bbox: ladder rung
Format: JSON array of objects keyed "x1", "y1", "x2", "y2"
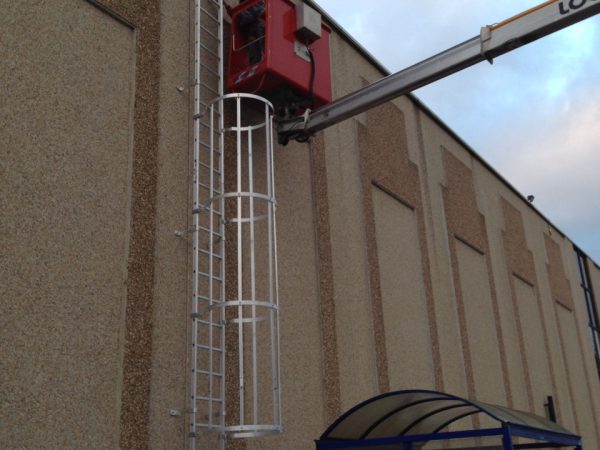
[
  {"x1": 200, "y1": 42, "x2": 220, "y2": 60},
  {"x1": 200, "y1": 26, "x2": 220, "y2": 43},
  {"x1": 200, "y1": 82, "x2": 219, "y2": 96},
  {"x1": 198, "y1": 225, "x2": 223, "y2": 236},
  {"x1": 199, "y1": 140, "x2": 220, "y2": 152},
  {"x1": 198, "y1": 182, "x2": 221, "y2": 194},
  {"x1": 199, "y1": 248, "x2": 223, "y2": 260},
  {"x1": 197, "y1": 271, "x2": 223, "y2": 281},
  {"x1": 200, "y1": 63, "x2": 220, "y2": 78},
  {"x1": 197, "y1": 344, "x2": 223, "y2": 352},
  {"x1": 195, "y1": 318, "x2": 224, "y2": 327},
  {"x1": 194, "y1": 117, "x2": 221, "y2": 127},
  {"x1": 197, "y1": 396, "x2": 223, "y2": 403},
  {"x1": 199, "y1": 121, "x2": 220, "y2": 133},
  {"x1": 198, "y1": 208, "x2": 223, "y2": 217},
  {"x1": 200, "y1": 6, "x2": 219, "y2": 23},
  {"x1": 193, "y1": 110, "x2": 222, "y2": 121},
  {"x1": 192, "y1": 206, "x2": 223, "y2": 217},
  {"x1": 199, "y1": 103, "x2": 221, "y2": 114},
  {"x1": 197, "y1": 139, "x2": 219, "y2": 150},
  {"x1": 196, "y1": 294, "x2": 224, "y2": 303},
  {"x1": 194, "y1": 422, "x2": 220, "y2": 426},
  {"x1": 198, "y1": 161, "x2": 222, "y2": 175},
  {"x1": 198, "y1": 370, "x2": 224, "y2": 377}
]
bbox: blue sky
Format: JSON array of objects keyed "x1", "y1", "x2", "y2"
[{"x1": 315, "y1": 0, "x2": 600, "y2": 263}]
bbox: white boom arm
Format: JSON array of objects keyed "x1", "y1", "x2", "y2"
[{"x1": 278, "y1": 0, "x2": 600, "y2": 142}]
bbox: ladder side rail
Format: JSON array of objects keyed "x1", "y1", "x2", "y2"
[
  {"x1": 190, "y1": 0, "x2": 203, "y2": 444},
  {"x1": 216, "y1": 0, "x2": 226, "y2": 439},
  {"x1": 278, "y1": 0, "x2": 600, "y2": 139},
  {"x1": 267, "y1": 109, "x2": 282, "y2": 427},
  {"x1": 208, "y1": 101, "x2": 215, "y2": 430},
  {"x1": 191, "y1": 0, "x2": 225, "y2": 448}
]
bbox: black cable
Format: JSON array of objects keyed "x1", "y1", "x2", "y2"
[{"x1": 307, "y1": 47, "x2": 316, "y2": 109}]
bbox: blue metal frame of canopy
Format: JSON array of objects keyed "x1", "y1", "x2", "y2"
[{"x1": 315, "y1": 390, "x2": 582, "y2": 450}]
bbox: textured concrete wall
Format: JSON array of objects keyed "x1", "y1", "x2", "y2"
[
  {"x1": 4, "y1": 1, "x2": 600, "y2": 449},
  {"x1": 455, "y1": 239, "x2": 506, "y2": 405},
  {"x1": 1, "y1": 1, "x2": 136, "y2": 447},
  {"x1": 146, "y1": 0, "x2": 190, "y2": 447},
  {"x1": 372, "y1": 186, "x2": 436, "y2": 391},
  {"x1": 1, "y1": 0, "x2": 163, "y2": 447},
  {"x1": 321, "y1": 33, "x2": 381, "y2": 412}
]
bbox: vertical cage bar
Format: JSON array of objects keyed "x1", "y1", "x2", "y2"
[
  {"x1": 268, "y1": 111, "x2": 282, "y2": 426},
  {"x1": 217, "y1": 0, "x2": 225, "y2": 444},
  {"x1": 248, "y1": 128, "x2": 259, "y2": 425},
  {"x1": 265, "y1": 102, "x2": 277, "y2": 424},
  {"x1": 197, "y1": 93, "x2": 280, "y2": 441},
  {"x1": 218, "y1": 94, "x2": 226, "y2": 438},
  {"x1": 236, "y1": 96, "x2": 245, "y2": 426},
  {"x1": 208, "y1": 103, "x2": 215, "y2": 429}
]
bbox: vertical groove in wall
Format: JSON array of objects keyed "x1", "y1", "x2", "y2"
[
  {"x1": 357, "y1": 101, "x2": 441, "y2": 394},
  {"x1": 445, "y1": 237, "x2": 476, "y2": 399},
  {"x1": 441, "y1": 151, "x2": 512, "y2": 407},
  {"x1": 553, "y1": 307, "x2": 580, "y2": 431},
  {"x1": 545, "y1": 235, "x2": 575, "y2": 311},
  {"x1": 544, "y1": 235, "x2": 579, "y2": 427},
  {"x1": 501, "y1": 199, "x2": 537, "y2": 413},
  {"x1": 309, "y1": 133, "x2": 342, "y2": 424},
  {"x1": 414, "y1": 108, "x2": 444, "y2": 392},
  {"x1": 90, "y1": 1, "x2": 162, "y2": 448},
  {"x1": 484, "y1": 249, "x2": 513, "y2": 405},
  {"x1": 501, "y1": 198, "x2": 559, "y2": 417},
  {"x1": 505, "y1": 263, "x2": 536, "y2": 412},
  {"x1": 359, "y1": 161, "x2": 390, "y2": 393}
]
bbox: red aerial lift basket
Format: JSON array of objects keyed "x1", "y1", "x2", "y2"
[{"x1": 226, "y1": 0, "x2": 332, "y2": 112}]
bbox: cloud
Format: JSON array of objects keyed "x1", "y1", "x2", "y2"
[{"x1": 494, "y1": 87, "x2": 600, "y2": 239}]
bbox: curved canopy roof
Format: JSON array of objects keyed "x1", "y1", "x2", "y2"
[{"x1": 321, "y1": 390, "x2": 574, "y2": 441}]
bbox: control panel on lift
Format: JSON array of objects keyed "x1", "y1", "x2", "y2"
[{"x1": 226, "y1": 0, "x2": 332, "y2": 116}]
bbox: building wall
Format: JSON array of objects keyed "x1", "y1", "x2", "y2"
[
  {"x1": 1, "y1": 0, "x2": 162, "y2": 448},
  {"x1": 2, "y1": 1, "x2": 599, "y2": 449}
]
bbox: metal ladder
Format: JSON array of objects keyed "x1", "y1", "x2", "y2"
[{"x1": 190, "y1": 0, "x2": 225, "y2": 448}]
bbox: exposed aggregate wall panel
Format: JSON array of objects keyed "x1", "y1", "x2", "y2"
[
  {"x1": 455, "y1": 240, "x2": 506, "y2": 405},
  {"x1": 146, "y1": 0, "x2": 190, "y2": 446},
  {"x1": 474, "y1": 171, "x2": 530, "y2": 412},
  {"x1": 513, "y1": 277, "x2": 553, "y2": 416},
  {"x1": 372, "y1": 186, "x2": 435, "y2": 390},
  {"x1": 0, "y1": 1, "x2": 136, "y2": 447},
  {"x1": 322, "y1": 33, "x2": 385, "y2": 410},
  {"x1": 415, "y1": 113, "x2": 470, "y2": 398}
]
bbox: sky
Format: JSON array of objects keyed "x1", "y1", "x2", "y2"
[{"x1": 315, "y1": 0, "x2": 600, "y2": 263}]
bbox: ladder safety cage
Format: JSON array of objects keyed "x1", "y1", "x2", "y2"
[
  {"x1": 191, "y1": 0, "x2": 282, "y2": 446},
  {"x1": 217, "y1": 92, "x2": 282, "y2": 440}
]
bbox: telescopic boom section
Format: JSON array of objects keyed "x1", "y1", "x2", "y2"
[{"x1": 278, "y1": 0, "x2": 600, "y2": 142}]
